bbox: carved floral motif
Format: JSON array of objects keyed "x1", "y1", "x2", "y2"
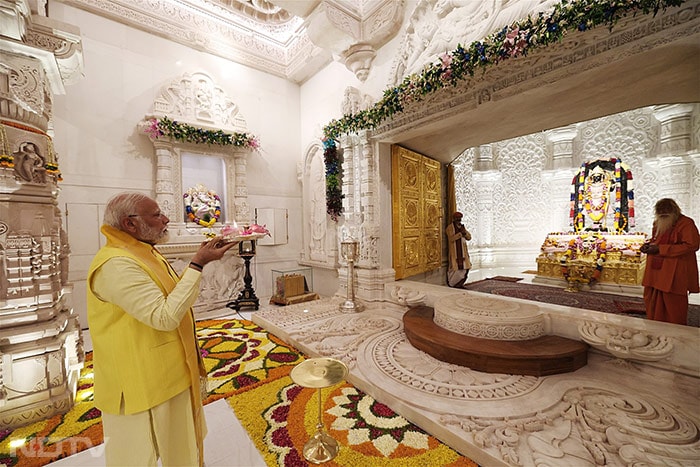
[{"x1": 578, "y1": 322, "x2": 674, "y2": 361}]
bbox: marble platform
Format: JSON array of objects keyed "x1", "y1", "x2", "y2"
[{"x1": 252, "y1": 283, "x2": 700, "y2": 467}]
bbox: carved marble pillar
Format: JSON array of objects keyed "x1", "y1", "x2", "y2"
[
  {"x1": 653, "y1": 104, "x2": 695, "y2": 157},
  {"x1": 546, "y1": 170, "x2": 578, "y2": 232},
  {"x1": 474, "y1": 144, "x2": 495, "y2": 172},
  {"x1": 472, "y1": 171, "x2": 500, "y2": 248},
  {"x1": 546, "y1": 124, "x2": 577, "y2": 170},
  {"x1": 153, "y1": 140, "x2": 177, "y2": 220},
  {"x1": 0, "y1": 2, "x2": 84, "y2": 429},
  {"x1": 545, "y1": 125, "x2": 579, "y2": 231},
  {"x1": 231, "y1": 150, "x2": 251, "y2": 225},
  {"x1": 649, "y1": 104, "x2": 696, "y2": 210},
  {"x1": 340, "y1": 134, "x2": 359, "y2": 233},
  {"x1": 337, "y1": 132, "x2": 393, "y2": 301}
]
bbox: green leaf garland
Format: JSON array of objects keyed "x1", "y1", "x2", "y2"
[
  {"x1": 323, "y1": 138, "x2": 343, "y2": 222},
  {"x1": 145, "y1": 116, "x2": 260, "y2": 150}
]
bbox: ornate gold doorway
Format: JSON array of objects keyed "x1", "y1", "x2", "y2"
[{"x1": 391, "y1": 145, "x2": 442, "y2": 280}]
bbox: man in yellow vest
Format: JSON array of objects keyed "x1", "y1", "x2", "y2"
[{"x1": 87, "y1": 192, "x2": 236, "y2": 466}]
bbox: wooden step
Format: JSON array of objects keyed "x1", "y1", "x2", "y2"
[{"x1": 403, "y1": 306, "x2": 588, "y2": 376}]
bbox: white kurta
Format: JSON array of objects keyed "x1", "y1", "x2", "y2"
[{"x1": 446, "y1": 221, "x2": 472, "y2": 287}]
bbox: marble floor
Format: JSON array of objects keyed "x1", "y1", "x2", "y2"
[{"x1": 50, "y1": 268, "x2": 700, "y2": 466}]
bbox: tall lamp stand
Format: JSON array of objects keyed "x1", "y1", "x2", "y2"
[
  {"x1": 227, "y1": 239, "x2": 259, "y2": 312},
  {"x1": 289, "y1": 358, "x2": 348, "y2": 464},
  {"x1": 339, "y1": 240, "x2": 364, "y2": 312}
]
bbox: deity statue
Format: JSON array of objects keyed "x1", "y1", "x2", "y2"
[
  {"x1": 184, "y1": 184, "x2": 222, "y2": 227},
  {"x1": 583, "y1": 165, "x2": 612, "y2": 230},
  {"x1": 570, "y1": 158, "x2": 635, "y2": 233},
  {"x1": 13, "y1": 142, "x2": 46, "y2": 183}
]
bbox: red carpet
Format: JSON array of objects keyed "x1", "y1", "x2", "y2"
[{"x1": 464, "y1": 278, "x2": 700, "y2": 327}]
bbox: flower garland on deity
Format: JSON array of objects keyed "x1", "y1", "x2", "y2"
[
  {"x1": 582, "y1": 166, "x2": 611, "y2": 224},
  {"x1": 560, "y1": 233, "x2": 607, "y2": 285},
  {"x1": 184, "y1": 185, "x2": 222, "y2": 227},
  {"x1": 612, "y1": 158, "x2": 634, "y2": 231}
]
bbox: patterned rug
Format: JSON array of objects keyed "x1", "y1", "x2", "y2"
[
  {"x1": 0, "y1": 319, "x2": 477, "y2": 467},
  {"x1": 464, "y1": 278, "x2": 700, "y2": 326}
]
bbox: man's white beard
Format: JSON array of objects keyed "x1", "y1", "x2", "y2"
[
  {"x1": 135, "y1": 221, "x2": 170, "y2": 245},
  {"x1": 655, "y1": 214, "x2": 677, "y2": 235},
  {"x1": 153, "y1": 230, "x2": 170, "y2": 244}
]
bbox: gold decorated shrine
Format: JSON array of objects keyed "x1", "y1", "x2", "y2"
[{"x1": 536, "y1": 233, "x2": 648, "y2": 286}]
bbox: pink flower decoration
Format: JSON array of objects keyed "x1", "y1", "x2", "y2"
[
  {"x1": 144, "y1": 118, "x2": 163, "y2": 139},
  {"x1": 439, "y1": 52, "x2": 452, "y2": 70},
  {"x1": 221, "y1": 224, "x2": 240, "y2": 236},
  {"x1": 248, "y1": 224, "x2": 270, "y2": 236}
]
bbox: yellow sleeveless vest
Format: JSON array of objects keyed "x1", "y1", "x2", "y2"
[{"x1": 87, "y1": 225, "x2": 205, "y2": 462}]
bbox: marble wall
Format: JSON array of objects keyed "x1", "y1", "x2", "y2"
[{"x1": 47, "y1": 3, "x2": 309, "y2": 326}]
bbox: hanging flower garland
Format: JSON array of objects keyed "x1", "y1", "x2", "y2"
[
  {"x1": 323, "y1": 137, "x2": 344, "y2": 222},
  {"x1": 560, "y1": 233, "x2": 607, "y2": 285},
  {"x1": 184, "y1": 186, "x2": 222, "y2": 227},
  {"x1": 44, "y1": 162, "x2": 63, "y2": 181},
  {"x1": 613, "y1": 158, "x2": 635, "y2": 231},
  {"x1": 145, "y1": 116, "x2": 260, "y2": 150},
  {"x1": 321, "y1": 0, "x2": 685, "y2": 141}
]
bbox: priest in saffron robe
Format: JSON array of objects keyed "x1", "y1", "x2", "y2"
[
  {"x1": 446, "y1": 211, "x2": 472, "y2": 288},
  {"x1": 640, "y1": 198, "x2": 700, "y2": 325}
]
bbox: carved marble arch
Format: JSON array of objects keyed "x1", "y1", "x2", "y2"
[
  {"x1": 139, "y1": 71, "x2": 254, "y2": 243},
  {"x1": 300, "y1": 141, "x2": 337, "y2": 269}
]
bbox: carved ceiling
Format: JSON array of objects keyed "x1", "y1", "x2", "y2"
[{"x1": 55, "y1": 0, "x2": 404, "y2": 83}]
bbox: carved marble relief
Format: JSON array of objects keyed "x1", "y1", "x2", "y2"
[
  {"x1": 300, "y1": 142, "x2": 336, "y2": 269},
  {"x1": 389, "y1": 0, "x2": 560, "y2": 86},
  {"x1": 0, "y1": 54, "x2": 51, "y2": 131}
]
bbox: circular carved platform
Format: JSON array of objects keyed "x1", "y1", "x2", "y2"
[{"x1": 434, "y1": 293, "x2": 544, "y2": 340}]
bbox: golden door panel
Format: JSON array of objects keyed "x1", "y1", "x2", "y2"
[
  {"x1": 403, "y1": 198, "x2": 419, "y2": 229},
  {"x1": 392, "y1": 145, "x2": 442, "y2": 280},
  {"x1": 403, "y1": 237, "x2": 421, "y2": 270},
  {"x1": 423, "y1": 198, "x2": 442, "y2": 270},
  {"x1": 402, "y1": 158, "x2": 419, "y2": 191}
]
